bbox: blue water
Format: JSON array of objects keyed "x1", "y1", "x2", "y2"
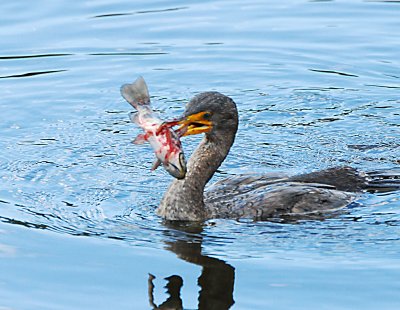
[{"x1": 1, "y1": 0, "x2": 400, "y2": 309}]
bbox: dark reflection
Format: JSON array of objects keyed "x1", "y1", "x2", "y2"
[
  {"x1": 0, "y1": 53, "x2": 72, "y2": 60},
  {"x1": 91, "y1": 7, "x2": 188, "y2": 19},
  {"x1": 348, "y1": 144, "x2": 387, "y2": 150},
  {"x1": 148, "y1": 222, "x2": 235, "y2": 310},
  {"x1": 137, "y1": 7, "x2": 188, "y2": 14},
  {"x1": 203, "y1": 42, "x2": 224, "y2": 45},
  {"x1": 148, "y1": 274, "x2": 183, "y2": 310},
  {"x1": 365, "y1": 84, "x2": 400, "y2": 89},
  {"x1": 294, "y1": 86, "x2": 350, "y2": 91},
  {"x1": 309, "y1": 68, "x2": 358, "y2": 77},
  {"x1": 0, "y1": 70, "x2": 67, "y2": 79},
  {"x1": 92, "y1": 12, "x2": 133, "y2": 18},
  {"x1": 0, "y1": 215, "x2": 48, "y2": 230},
  {"x1": 89, "y1": 52, "x2": 168, "y2": 56}
]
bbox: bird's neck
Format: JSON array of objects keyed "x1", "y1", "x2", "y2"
[{"x1": 158, "y1": 134, "x2": 234, "y2": 221}]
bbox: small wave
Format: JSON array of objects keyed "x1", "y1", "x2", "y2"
[
  {"x1": 309, "y1": 69, "x2": 358, "y2": 77},
  {"x1": 0, "y1": 70, "x2": 67, "y2": 79}
]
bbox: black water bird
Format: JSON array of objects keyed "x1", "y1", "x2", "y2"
[{"x1": 158, "y1": 92, "x2": 399, "y2": 221}]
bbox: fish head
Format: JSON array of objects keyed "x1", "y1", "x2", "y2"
[{"x1": 163, "y1": 151, "x2": 187, "y2": 179}]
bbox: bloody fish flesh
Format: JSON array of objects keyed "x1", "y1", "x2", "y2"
[{"x1": 120, "y1": 76, "x2": 186, "y2": 179}]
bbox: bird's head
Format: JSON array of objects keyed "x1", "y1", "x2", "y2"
[{"x1": 176, "y1": 92, "x2": 238, "y2": 139}]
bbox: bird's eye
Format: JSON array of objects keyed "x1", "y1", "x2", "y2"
[{"x1": 203, "y1": 112, "x2": 212, "y2": 119}]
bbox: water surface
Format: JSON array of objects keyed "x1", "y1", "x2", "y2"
[{"x1": 1, "y1": 0, "x2": 400, "y2": 309}]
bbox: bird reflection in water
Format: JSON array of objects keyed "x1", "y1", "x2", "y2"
[
  {"x1": 147, "y1": 222, "x2": 235, "y2": 310},
  {"x1": 148, "y1": 274, "x2": 184, "y2": 310}
]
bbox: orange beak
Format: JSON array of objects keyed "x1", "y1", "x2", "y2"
[{"x1": 176, "y1": 111, "x2": 213, "y2": 136}]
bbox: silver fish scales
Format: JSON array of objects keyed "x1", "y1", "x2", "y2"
[{"x1": 121, "y1": 76, "x2": 186, "y2": 179}]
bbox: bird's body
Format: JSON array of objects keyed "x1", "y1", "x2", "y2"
[
  {"x1": 203, "y1": 172, "x2": 354, "y2": 220},
  {"x1": 157, "y1": 91, "x2": 399, "y2": 221}
]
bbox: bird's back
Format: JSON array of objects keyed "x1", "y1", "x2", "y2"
[
  {"x1": 203, "y1": 167, "x2": 400, "y2": 221},
  {"x1": 204, "y1": 174, "x2": 353, "y2": 220}
]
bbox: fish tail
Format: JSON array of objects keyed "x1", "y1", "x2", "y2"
[{"x1": 120, "y1": 76, "x2": 150, "y2": 109}]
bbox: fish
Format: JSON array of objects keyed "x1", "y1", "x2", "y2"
[{"x1": 120, "y1": 76, "x2": 187, "y2": 179}]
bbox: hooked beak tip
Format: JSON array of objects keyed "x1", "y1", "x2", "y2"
[{"x1": 176, "y1": 112, "x2": 213, "y2": 136}]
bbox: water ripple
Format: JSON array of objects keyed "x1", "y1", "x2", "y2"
[
  {"x1": 309, "y1": 69, "x2": 359, "y2": 77},
  {"x1": 89, "y1": 52, "x2": 168, "y2": 56},
  {"x1": 91, "y1": 6, "x2": 188, "y2": 19},
  {"x1": 0, "y1": 53, "x2": 73, "y2": 60},
  {"x1": 0, "y1": 0, "x2": 399, "y2": 263},
  {"x1": 365, "y1": 84, "x2": 400, "y2": 89},
  {"x1": 0, "y1": 69, "x2": 67, "y2": 79}
]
